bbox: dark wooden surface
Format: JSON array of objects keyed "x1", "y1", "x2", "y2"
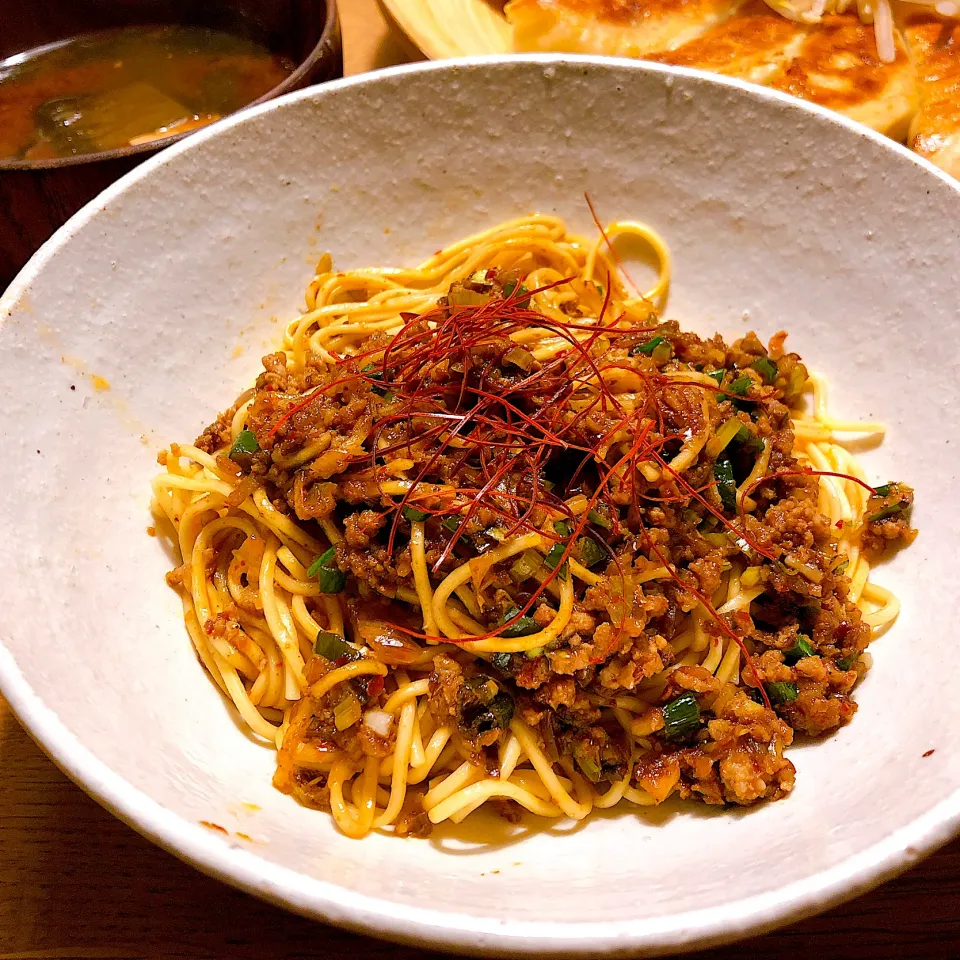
[{"x1": 1, "y1": 2, "x2": 958, "y2": 958}]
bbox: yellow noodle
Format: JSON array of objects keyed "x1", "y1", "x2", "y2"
[{"x1": 156, "y1": 213, "x2": 905, "y2": 840}]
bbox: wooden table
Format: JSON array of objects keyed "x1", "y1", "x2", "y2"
[{"x1": 1, "y1": 2, "x2": 957, "y2": 957}]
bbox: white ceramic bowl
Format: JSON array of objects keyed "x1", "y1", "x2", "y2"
[{"x1": 1, "y1": 57, "x2": 958, "y2": 957}]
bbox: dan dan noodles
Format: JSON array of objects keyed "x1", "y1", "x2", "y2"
[{"x1": 152, "y1": 212, "x2": 915, "y2": 839}]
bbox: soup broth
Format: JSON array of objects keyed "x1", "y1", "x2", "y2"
[{"x1": 0, "y1": 24, "x2": 294, "y2": 162}]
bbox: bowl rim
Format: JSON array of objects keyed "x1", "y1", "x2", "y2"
[
  {"x1": 0, "y1": 0, "x2": 340, "y2": 171},
  {"x1": 1, "y1": 54, "x2": 958, "y2": 957}
]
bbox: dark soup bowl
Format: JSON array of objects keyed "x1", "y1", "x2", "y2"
[{"x1": 0, "y1": 0, "x2": 341, "y2": 287}]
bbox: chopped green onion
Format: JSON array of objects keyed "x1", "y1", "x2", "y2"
[
  {"x1": 765, "y1": 681, "x2": 799, "y2": 704},
  {"x1": 490, "y1": 652, "x2": 512, "y2": 671},
  {"x1": 334, "y1": 691, "x2": 362, "y2": 730},
  {"x1": 577, "y1": 537, "x2": 605, "y2": 568},
  {"x1": 553, "y1": 520, "x2": 573, "y2": 537},
  {"x1": 630, "y1": 335, "x2": 666, "y2": 357},
  {"x1": 733, "y1": 424, "x2": 764, "y2": 453},
  {"x1": 714, "y1": 457, "x2": 737, "y2": 512},
  {"x1": 836, "y1": 655, "x2": 857, "y2": 671},
  {"x1": 487, "y1": 692, "x2": 515, "y2": 728},
  {"x1": 728, "y1": 375, "x2": 752, "y2": 397},
  {"x1": 751, "y1": 357, "x2": 778, "y2": 383},
  {"x1": 442, "y1": 516, "x2": 461, "y2": 533},
  {"x1": 361, "y1": 362, "x2": 392, "y2": 398},
  {"x1": 509, "y1": 549, "x2": 542, "y2": 582},
  {"x1": 707, "y1": 369, "x2": 726, "y2": 385},
  {"x1": 499, "y1": 608, "x2": 540, "y2": 638},
  {"x1": 706, "y1": 417, "x2": 743, "y2": 458},
  {"x1": 402, "y1": 505, "x2": 429, "y2": 522},
  {"x1": 380, "y1": 390, "x2": 396, "y2": 403},
  {"x1": 465, "y1": 689, "x2": 515, "y2": 734},
  {"x1": 587, "y1": 508, "x2": 611, "y2": 529},
  {"x1": 465, "y1": 675, "x2": 499, "y2": 702},
  {"x1": 502, "y1": 280, "x2": 531, "y2": 309},
  {"x1": 872, "y1": 483, "x2": 892, "y2": 497},
  {"x1": 543, "y1": 543, "x2": 566, "y2": 569},
  {"x1": 525, "y1": 646, "x2": 544, "y2": 659},
  {"x1": 309, "y1": 546, "x2": 346, "y2": 594},
  {"x1": 662, "y1": 692, "x2": 701, "y2": 740},
  {"x1": 574, "y1": 744, "x2": 602, "y2": 783},
  {"x1": 314, "y1": 630, "x2": 353, "y2": 661},
  {"x1": 577, "y1": 755, "x2": 601, "y2": 783},
  {"x1": 868, "y1": 504, "x2": 903, "y2": 522},
  {"x1": 228, "y1": 428, "x2": 259, "y2": 460},
  {"x1": 785, "y1": 365, "x2": 807, "y2": 400},
  {"x1": 702, "y1": 531, "x2": 728, "y2": 548},
  {"x1": 448, "y1": 284, "x2": 493, "y2": 307},
  {"x1": 834, "y1": 558, "x2": 850, "y2": 575},
  {"x1": 652, "y1": 341, "x2": 673, "y2": 362},
  {"x1": 503, "y1": 345, "x2": 534, "y2": 371},
  {"x1": 784, "y1": 635, "x2": 815, "y2": 664}
]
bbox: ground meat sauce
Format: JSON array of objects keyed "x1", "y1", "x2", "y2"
[{"x1": 204, "y1": 275, "x2": 914, "y2": 827}]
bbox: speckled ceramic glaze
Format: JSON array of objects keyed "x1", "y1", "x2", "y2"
[{"x1": 0, "y1": 58, "x2": 958, "y2": 958}]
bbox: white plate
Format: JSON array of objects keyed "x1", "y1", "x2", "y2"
[{"x1": 1, "y1": 57, "x2": 958, "y2": 957}]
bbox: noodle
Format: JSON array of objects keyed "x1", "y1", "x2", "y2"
[{"x1": 153, "y1": 213, "x2": 914, "y2": 838}]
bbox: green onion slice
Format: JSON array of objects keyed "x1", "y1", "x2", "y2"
[
  {"x1": 577, "y1": 537, "x2": 605, "y2": 568},
  {"x1": 662, "y1": 692, "x2": 701, "y2": 740},
  {"x1": 714, "y1": 457, "x2": 737, "y2": 512},
  {"x1": 402, "y1": 505, "x2": 429, "y2": 522},
  {"x1": 314, "y1": 630, "x2": 353, "y2": 661},
  {"x1": 751, "y1": 356, "x2": 778, "y2": 383},
  {"x1": 502, "y1": 280, "x2": 531, "y2": 309},
  {"x1": 872, "y1": 483, "x2": 892, "y2": 497},
  {"x1": 309, "y1": 546, "x2": 346, "y2": 594},
  {"x1": 333, "y1": 691, "x2": 362, "y2": 730},
  {"x1": 543, "y1": 543, "x2": 566, "y2": 569},
  {"x1": 499, "y1": 608, "x2": 540, "y2": 638},
  {"x1": 868, "y1": 504, "x2": 903, "y2": 522},
  {"x1": 229, "y1": 428, "x2": 259, "y2": 460},
  {"x1": 587, "y1": 508, "x2": 611, "y2": 529},
  {"x1": 784, "y1": 635, "x2": 815, "y2": 663},
  {"x1": 765, "y1": 681, "x2": 799, "y2": 704},
  {"x1": 575, "y1": 750, "x2": 601, "y2": 783},
  {"x1": 509, "y1": 549, "x2": 542, "y2": 582},
  {"x1": 503, "y1": 345, "x2": 534, "y2": 371},
  {"x1": 728, "y1": 375, "x2": 752, "y2": 397},
  {"x1": 732, "y1": 424, "x2": 763, "y2": 454},
  {"x1": 487, "y1": 692, "x2": 515, "y2": 728},
  {"x1": 630, "y1": 335, "x2": 666, "y2": 356}
]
